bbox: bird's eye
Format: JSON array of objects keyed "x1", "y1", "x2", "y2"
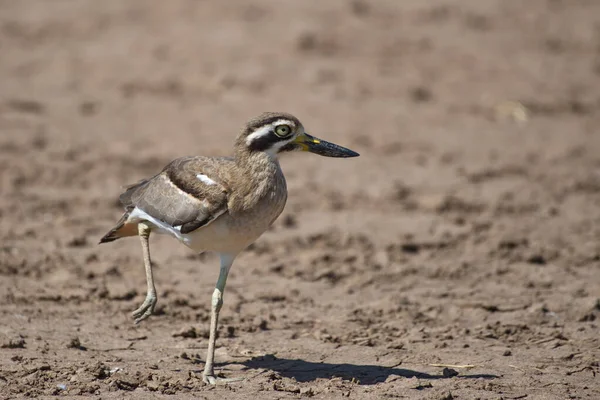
[{"x1": 274, "y1": 125, "x2": 292, "y2": 137}]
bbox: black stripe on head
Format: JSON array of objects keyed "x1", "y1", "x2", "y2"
[
  {"x1": 245, "y1": 112, "x2": 300, "y2": 132},
  {"x1": 279, "y1": 143, "x2": 300, "y2": 153},
  {"x1": 247, "y1": 130, "x2": 280, "y2": 152}
]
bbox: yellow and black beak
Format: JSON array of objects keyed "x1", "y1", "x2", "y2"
[{"x1": 293, "y1": 132, "x2": 359, "y2": 158}]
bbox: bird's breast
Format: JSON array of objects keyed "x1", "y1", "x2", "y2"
[{"x1": 181, "y1": 171, "x2": 287, "y2": 253}]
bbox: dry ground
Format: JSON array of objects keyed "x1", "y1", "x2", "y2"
[{"x1": 1, "y1": 0, "x2": 600, "y2": 399}]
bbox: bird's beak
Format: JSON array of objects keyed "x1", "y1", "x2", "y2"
[{"x1": 293, "y1": 132, "x2": 359, "y2": 158}]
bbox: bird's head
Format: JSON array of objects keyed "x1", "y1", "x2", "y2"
[{"x1": 238, "y1": 112, "x2": 359, "y2": 159}]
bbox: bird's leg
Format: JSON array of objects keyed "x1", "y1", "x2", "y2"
[
  {"x1": 203, "y1": 253, "x2": 241, "y2": 384},
  {"x1": 132, "y1": 222, "x2": 157, "y2": 324}
]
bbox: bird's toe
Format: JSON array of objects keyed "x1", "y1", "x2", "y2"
[
  {"x1": 202, "y1": 374, "x2": 243, "y2": 385},
  {"x1": 132, "y1": 296, "x2": 157, "y2": 323}
]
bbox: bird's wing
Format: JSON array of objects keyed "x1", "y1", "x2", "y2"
[{"x1": 120, "y1": 156, "x2": 230, "y2": 234}]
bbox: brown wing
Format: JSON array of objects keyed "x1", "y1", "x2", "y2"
[{"x1": 120, "y1": 156, "x2": 230, "y2": 234}]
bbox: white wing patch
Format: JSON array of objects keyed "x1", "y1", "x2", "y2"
[{"x1": 196, "y1": 174, "x2": 217, "y2": 185}]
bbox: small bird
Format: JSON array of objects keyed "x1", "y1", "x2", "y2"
[{"x1": 100, "y1": 112, "x2": 359, "y2": 384}]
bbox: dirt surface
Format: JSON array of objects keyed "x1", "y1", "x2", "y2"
[{"x1": 1, "y1": 0, "x2": 600, "y2": 398}]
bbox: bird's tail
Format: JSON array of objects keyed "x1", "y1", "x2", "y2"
[{"x1": 99, "y1": 211, "x2": 137, "y2": 244}]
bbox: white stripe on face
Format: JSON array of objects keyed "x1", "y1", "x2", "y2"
[
  {"x1": 245, "y1": 124, "x2": 274, "y2": 146},
  {"x1": 264, "y1": 139, "x2": 291, "y2": 157},
  {"x1": 272, "y1": 119, "x2": 296, "y2": 128},
  {"x1": 196, "y1": 174, "x2": 217, "y2": 185}
]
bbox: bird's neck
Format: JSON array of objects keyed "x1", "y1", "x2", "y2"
[
  {"x1": 234, "y1": 144, "x2": 280, "y2": 170},
  {"x1": 230, "y1": 148, "x2": 286, "y2": 210}
]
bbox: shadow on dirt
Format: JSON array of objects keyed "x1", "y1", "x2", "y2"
[{"x1": 241, "y1": 355, "x2": 498, "y2": 385}]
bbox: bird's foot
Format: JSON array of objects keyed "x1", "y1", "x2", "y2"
[
  {"x1": 202, "y1": 372, "x2": 244, "y2": 385},
  {"x1": 132, "y1": 294, "x2": 156, "y2": 324}
]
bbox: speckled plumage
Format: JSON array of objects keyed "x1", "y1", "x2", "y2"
[
  {"x1": 102, "y1": 151, "x2": 286, "y2": 253},
  {"x1": 101, "y1": 113, "x2": 299, "y2": 248},
  {"x1": 122, "y1": 153, "x2": 286, "y2": 253},
  {"x1": 99, "y1": 112, "x2": 358, "y2": 384}
]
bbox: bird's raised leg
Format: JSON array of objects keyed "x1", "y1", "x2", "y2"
[
  {"x1": 203, "y1": 253, "x2": 241, "y2": 384},
  {"x1": 132, "y1": 222, "x2": 157, "y2": 324}
]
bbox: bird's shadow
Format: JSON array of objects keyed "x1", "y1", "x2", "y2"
[{"x1": 238, "y1": 355, "x2": 498, "y2": 385}]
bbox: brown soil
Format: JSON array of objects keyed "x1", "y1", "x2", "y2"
[{"x1": 1, "y1": 1, "x2": 600, "y2": 399}]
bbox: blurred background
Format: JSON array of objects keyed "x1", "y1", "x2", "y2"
[{"x1": 1, "y1": 0, "x2": 599, "y2": 398}]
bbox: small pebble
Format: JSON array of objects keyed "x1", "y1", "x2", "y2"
[{"x1": 442, "y1": 367, "x2": 459, "y2": 378}]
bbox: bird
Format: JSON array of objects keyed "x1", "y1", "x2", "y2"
[{"x1": 99, "y1": 112, "x2": 359, "y2": 384}]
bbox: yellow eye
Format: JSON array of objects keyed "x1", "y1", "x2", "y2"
[{"x1": 274, "y1": 125, "x2": 292, "y2": 137}]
